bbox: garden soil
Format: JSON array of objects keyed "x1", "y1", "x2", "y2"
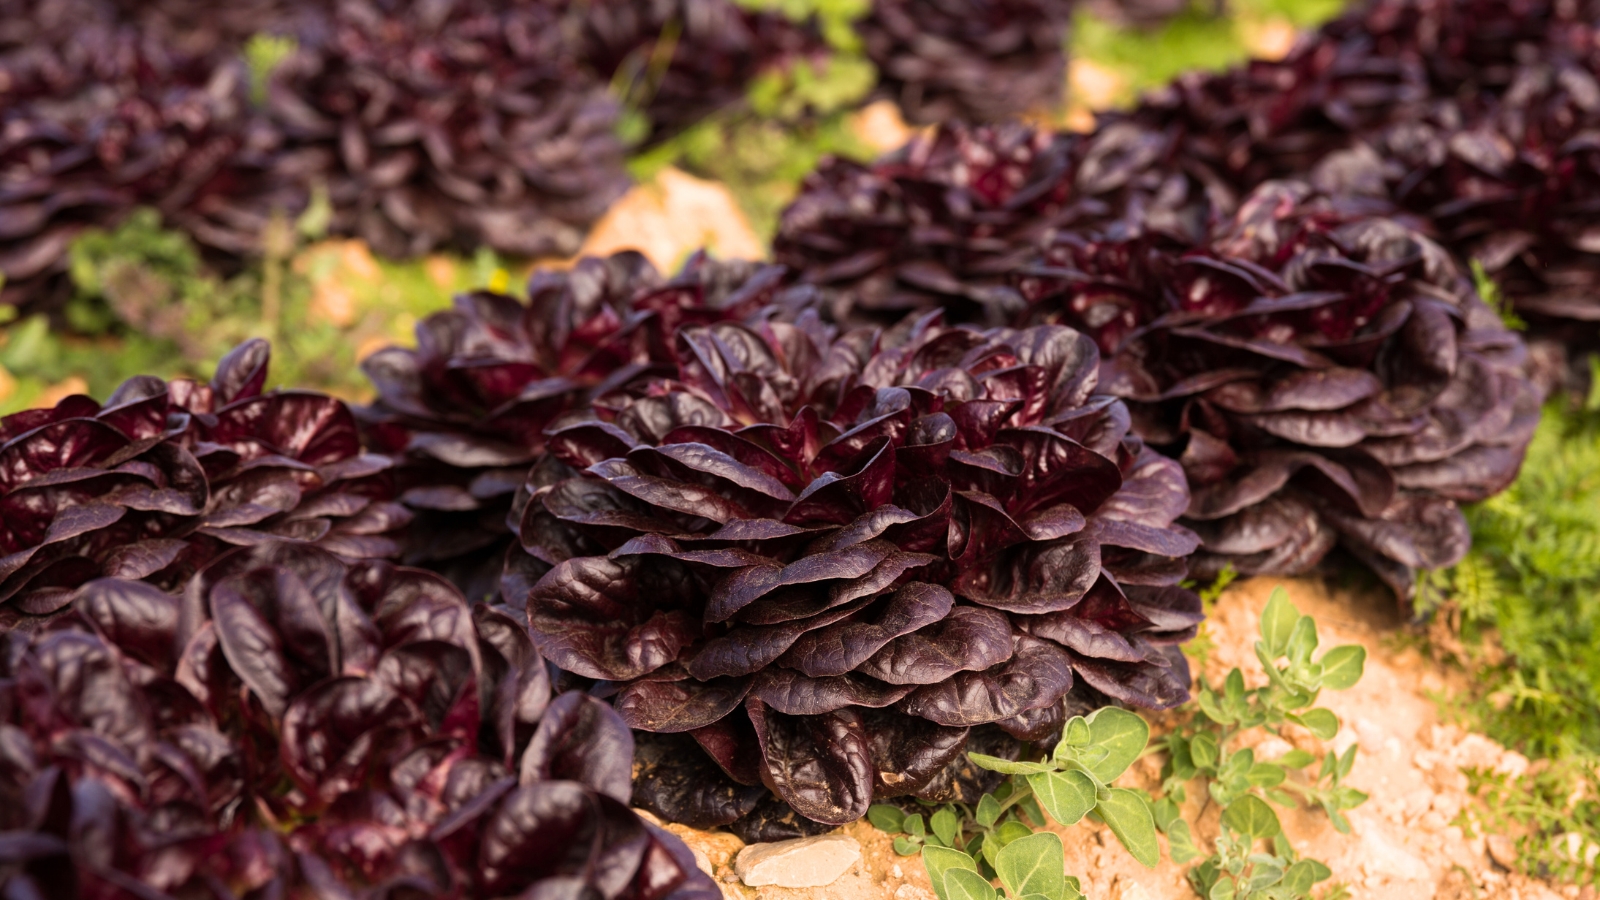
[{"x1": 650, "y1": 577, "x2": 1586, "y2": 900}]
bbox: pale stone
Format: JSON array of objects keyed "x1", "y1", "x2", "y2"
[
  {"x1": 690, "y1": 846, "x2": 714, "y2": 879},
  {"x1": 1351, "y1": 823, "x2": 1431, "y2": 882},
  {"x1": 1253, "y1": 736, "x2": 1294, "y2": 762},
  {"x1": 579, "y1": 168, "x2": 762, "y2": 274},
  {"x1": 1487, "y1": 834, "x2": 1519, "y2": 870},
  {"x1": 850, "y1": 100, "x2": 914, "y2": 154},
  {"x1": 1111, "y1": 876, "x2": 1155, "y2": 900},
  {"x1": 735, "y1": 835, "x2": 861, "y2": 888},
  {"x1": 895, "y1": 884, "x2": 936, "y2": 900}
]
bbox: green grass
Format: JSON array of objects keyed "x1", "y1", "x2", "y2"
[
  {"x1": 1, "y1": 209, "x2": 501, "y2": 414},
  {"x1": 1423, "y1": 405, "x2": 1600, "y2": 760},
  {"x1": 1070, "y1": 0, "x2": 1349, "y2": 107}
]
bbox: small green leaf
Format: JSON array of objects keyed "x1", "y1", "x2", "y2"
[
  {"x1": 1286, "y1": 615, "x2": 1318, "y2": 665},
  {"x1": 1224, "y1": 668, "x2": 1246, "y2": 704},
  {"x1": 1096, "y1": 788, "x2": 1160, "y2": 868},
  {"x1": 969, "y1": 753, "x2": 1055, "y2": 775},
  {"x1": 1166, "y1": 735, "x2": 1196, "y2": 779},
  {"x1": 1332, "y1": 786, "x2": 1369, "y2": 809},
  {"x1": 1221, "y1": 795, "x2": 1282, "y2": 841},
  {"x1": 1276, "y1": 748, "x2": 1316, "y2": 769},
  {"x1": 994, "y1": 821, "x2": 1032, "y2": 848},
  {"x1": 1209, "y1": 879, "x2": 1237, "y2": 900},
  {"x1": 1151, "y1": 796, "x2": 1182, "y2": 832},
  {"x1": 931, "y1": 808, "x2": 960, "y2": 847},
  {"x1": 1337, "y1": 743, "x2": 1358, "y2": 779},
  {"x1": 1064, "y1": 716, "x2": 1091, "y2": 747},
  {"x1": 1197, "y1": 688, "x2": 1231, "y2": 725},
  {"x1": 893, "y1": 837, "x2": 922, "y2": 856},
  {"x1": 995, "y1": 832, "x2": 1067, "y2": 900},
  {"x1": 906, "y1": 814, "x2": 927, "y2": 837},
  {"x1": 1246, "y1": 762, "x2": 1286, "y2": 788},
  {"x1": 1328, "y1": 807, "x2": 1352, "y2": 834},
  {"x1": 976, "y1": 794, "x2": 1002, "y2": 828},
  {"x1": 1027, "y1": 769, "x2": 1097, "y2": 826},
  {"x1": 981, "y1": 833, "x2": 1002, "y2": 869},
  {"x1": 944, "y1": 867, "x2": 1000, "y2": 900},
  {"x1": 1281, "y1": 859, "x2": 1332, "y2": 893},
  {"x1": 1245, "y1": 860, "x2": 1285, "y2": 891},
  {"x1": 1190, "y1": 730, "x2": 1219, "y2": 769},
  {"x1": 1294, "y1": 708, "x2": 1339, "y2": 740},
  {"x1": 1167, "y1": 818, "x2": 1201, "y2": 863},
  {"x1": 1260, "y1": 587, "x2": 1300, "y2": 657},
  {"x1": 1018, "y1": 795, "x2": 1047, "y2": 828},
  {"x1": 869, "y1": 804, "x2": 906, "y2": 834},
  {"x1": 1319, "y1": 644, "x2": 1366, "y2": 690},
  {"x1": 1082, "y1": 707, "x2": 1150, "y2": 783},
  {"x1": 1266, "y1": 789, "x2": 1299, "y2": 808},
  {"x1": 1222, "y1": 747, "x2": 1253, "y2": 778},
  {"x1": 923, "y1": 846, "x2": 979, "y2": 900}
]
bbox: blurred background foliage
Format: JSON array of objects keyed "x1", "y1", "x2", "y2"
[{"x1": 0, "y1": 0, "x2": 1349, "y2": 416}]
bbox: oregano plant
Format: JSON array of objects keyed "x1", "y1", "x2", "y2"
[
  {"x1": 969, "y1": 707, "x2": 1161, "y2": 867},
  {"x1": 1155, "y1": 587, "x2": 1367, "y2": 898},
  {"x1": 925, "y1": 835, "x2": 1085, "y2": 900},
  {"x1": 868, "y1": 706, "x2": 1157, "y2": 897}
]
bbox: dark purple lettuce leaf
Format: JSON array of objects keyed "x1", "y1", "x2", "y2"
[{"x1": 631, "y1": 731, "x2": 767, "y2": 830}]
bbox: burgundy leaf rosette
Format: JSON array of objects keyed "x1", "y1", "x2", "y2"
[
  {"x1": 567, "y1": 0, "x2": 825, "y2": 147},
  {"x1": 774, "y1": 121, "x2": 1228, "y2": 327},
  {"x1": 360, "y1": 252, "x2": 817, "y2": 596},
  {"x1": 0, "y1": 339, "x2": 409, "y2": 625},
  {"x1": 1116, "y1": 0, "x2": 1600, "y2": 346},
  {"x1": 0, "y1": 540, "x2": 719, "y2": 900},
  {"x1": 0, "y1": 17, "x2": 264, "y2": 313},
  {"x1": 265, "y1": 0, "x2": 627, "y2": 260},
  {"x1": 858, "y1": 0, "x2": 1077, "y2": 125},
  {"x1": 510, "y1": 312, "x2": 1202, "y2": 838},
  {"x1": 1309, "y1": 62, "x2": 1600, "y2": 344},
  {"x1": 1015, "y1": 181, "x2": 1540, "y2": 597}
]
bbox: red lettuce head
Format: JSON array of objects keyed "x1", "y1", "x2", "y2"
[
  {"x1": 858, "y1": 0, "x2": 1077, "y2": 125},
  {"x1": 0, "y1": 339, "x2": 409, "y2": 625},
  {"x1": 1016, "y1": 181, "x2": 1541, "y2": 598},
  {"x1": 568, "y1": 0, "x2": 825, "y2": 147},
  {"x1": 774, "y1": 120, "x2": 1227, "y2": 327},
  {"x1": 0, "y1": 16, "x2": 262, "y2": 313},
  {"x1": 1309, "y1": 66, "x2": 1600, "y2": 351},
  {"x1": 264, "y1": 0, "x2": 627, "y2": 260},
  {"x1": 0, "y1": 540, "x2": 718, "y2": 900},
  {"x1": 510, "y1": 311, "x2": 1201, "y2": 838},
  {"x1": 360, "y1": 252, "x2": 817, "y2": 598},
  {"x1": 1116, "y1": 0, "x2": 1600, "y2": 353}
]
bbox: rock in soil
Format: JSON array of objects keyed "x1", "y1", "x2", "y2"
[{"x1": 735, "y1": 835, "x2": 863, "y2": 888}]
